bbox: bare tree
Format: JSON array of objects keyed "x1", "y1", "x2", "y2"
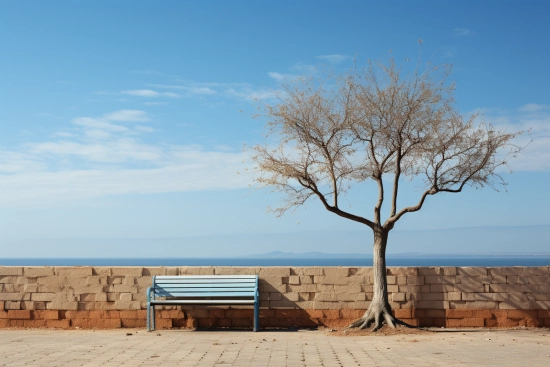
[{"x1": 250, "y1": 55, "x2": 521, "y2": 330}]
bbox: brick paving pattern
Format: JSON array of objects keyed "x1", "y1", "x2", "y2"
[{"x1": 0, "y1": 328, "x2": 549, "y2": 366}]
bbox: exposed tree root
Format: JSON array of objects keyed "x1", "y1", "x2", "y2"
[{"x1": 347, "y1": 306, "x2": 415, "y2": 332}]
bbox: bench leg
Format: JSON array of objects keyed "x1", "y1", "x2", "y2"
[
  {"x1": 253, "y1": 302, "x2": 259, "y2": 331},
  {"x1": 147, "y1": 303, "x2": 150, "y2": 332},
  {"x1": 152, "y1": 305, "x2": 155, "y2": 331}
]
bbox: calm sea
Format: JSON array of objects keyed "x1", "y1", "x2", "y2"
[{"x1": 1, "y1": 257, "x2": 550, "y2": 267}]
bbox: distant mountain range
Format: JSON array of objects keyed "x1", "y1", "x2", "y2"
[{"x1": 243, "y1": 251, "x2": 550, "y2": 258}]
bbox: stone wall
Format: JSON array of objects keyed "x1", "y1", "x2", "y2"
[{"x1": 1, "y1": 266, "x2": 549, "y2": 329}]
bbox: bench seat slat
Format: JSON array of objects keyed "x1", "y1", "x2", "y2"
[
  {"x1": 155, "y1": 283, "x2": 255, "y2": 289},
  {"x1": 154, "y1": 279, "x2": 256, "y2": 284},
  {"x1": 155, "y1": 291, "x2": 254, "y2": 297},
  {"x1": 156, "y1": 287, "x2": 255, "y2": 293},
  {"x1": 150, "y1": 299, "x2": 256, "y2": 304}
]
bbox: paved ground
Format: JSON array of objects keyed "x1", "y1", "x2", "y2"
[{"x1": 0, "y1": 327, "x2": 549, "y2": 366}]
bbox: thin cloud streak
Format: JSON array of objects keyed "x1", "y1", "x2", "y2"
[
  {"x1": 453, "y1": 28, "x2": 471, "y2": 36},
  {"x1": 316, "y1": 54, "x2": 351, "y2": 64}
]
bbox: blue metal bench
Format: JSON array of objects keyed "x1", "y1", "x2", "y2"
[{"x1": 146, "y1": 275, "x2": 259, "y2": 332}]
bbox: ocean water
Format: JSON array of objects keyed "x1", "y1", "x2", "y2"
[{"x1": 1, "y1": 257, "x2": 550, "y2": 267}]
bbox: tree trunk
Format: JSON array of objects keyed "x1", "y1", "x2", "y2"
[{"x1": 347, "y1": 226, "x2": 406, "y2": 331}]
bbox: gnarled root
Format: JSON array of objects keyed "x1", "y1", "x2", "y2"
[{"x1": 347, "y1": 305, "x2": 414, "y2": 331}]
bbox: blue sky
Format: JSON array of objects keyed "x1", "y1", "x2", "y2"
[{"x1": 1, "y1": 0, "x2": 549, "y2": 257}]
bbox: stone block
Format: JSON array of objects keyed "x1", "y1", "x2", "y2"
[
  {"x1": 457, "y1": 267, "x2": 487, "y2": 276},
  {"x1": 259, "y1": 276, "x2": 284, "y2": 286},
  {"x1": 530, "y1": 276, "x2": 550, "y2": 284},
  {"x1": 47, "y1": 301, "x2": 78, "y2": 310},
  {"x1": 455, "y1": 282, "x2": 484, "y2": 293},
  {"x1": 5, "y1": 301, "x2": 21, "y2": 309},
  {"x1": 119, "y1": 293, "x2": 133, "y2": 302},
  {"x1": 392, "y1": 293, "x2": 406, "y2": 302},
  {"x1": 312, "y1": 301, "x2": 341, "y2": 310},
  {"x1": 447, "y1": 318, "x2": 484, "y2": 327},
  {"x1": 288, "y1": 275, "x2": 300, "y2": 285},
  {"x1": 3, "y1": 284, "x2": 15, "y2": 292},
  {"x1": 142, "y1": 268, "x2": 166, "y2": 276},
  {"x1": 22, "y1": 284, "x2": 38, "y2": 293},
  {"x1": 300, "y1": 276, "x2": 313, "y2": 284},
  {"x1": 414, "y1": 300, "x2": 449, "y2": 309},
  {"x1": 420, "y1": 293, "x2": 444, "y2": 301},
  {"x1": 531, "y1": 300, "x2": 550, "y2": 309},
  {"x1": 259, "y1": 283, "x2": 287, "y2": 293},
  {"x1": 31, "y1": 293, "x2": 56, "y2": 302},
  {"x1": 299, "y1": 268, "x2": 324, "y2": 276},
  {"x1": 8, "y1": 310, "x2": 31, "y2": 319},
  {"x1": 114, "y1": 301, "x2": 141, "y2": 310},
  {"x1": 24, "y1": 267, "x2": 54, "y2": 277},
  {"x1": 424, "y1": 276, "x2": 452, "y2": 285},
  {"x1": 33, "y1": 310, "x2": 60, "y2": 320},
  {"x1": 491, "y1": 275, "x2": 507, "y2": 284},
  {"x1": 497, "y1": 267, "x2": 524, "y2": 276},
  {"x1": 387, "y1": 267, "x2": 418, "y2": 276},
  {"x1": 110, "y1": 267, "x2": 143, "y2": 277},
  {"x1": 258, "y1": 267, "x2": 290, "y2": 277},
  {"x1": 418, "y1": 267, "x2": 442, "y2": 276},
  {"x1": 445, "y1": 292, "x2": 462, "y2": 301},
  {"x1": 406, "y1": 276, "x2": 424, "y2": 285},
  {"x1": 95, "y1": 293, "x2": 108, "y2": 302},
  {"x1": 55, "y1": 267, "x2": 93, "y2": 277},
  {"x1": 398, "y1": 285, "x2": 422, "y2": 293},
  {"x1": 522, "y1": 267, "x2": 549, "y2": 276},
  {"x1": 333, "y1": 284, "x2": 362, "y2": 293},
  {"x1": 109, "y1": 284, "x2": 138, "y2": 293},
  {"x1": 0, "y1": 267, "x2": 23, "y2": 276},
  {"x1": 396, "y1": 276, "x2": 407, "y2": 285},
  {"x1": 165, "y1": 267, "x2": 178, "y2": 275},
  {"x1": 283, "y1": 293, "x2": 299, "y2": 302},
  {"x1": 353, "y1": 301, "x2": 372, "y2": 309},
  {"x1": 269, "y1": 300, "x2": 297, "y2": 308},
  {"x1": 443, "y1": 267, "x2": 457, "y2": 276},
  {"x1": 0, "y1": 293, "x2": 29, "y2": 301},
  {"x1": 394, "y1": 309, "x2": 412, "y2": 318},
  {"x1": 314, "y1": 276, "x2": 348, "y2": 285},
  {"x1": 386, "y1": 276, "x2": 396, "y2": 284},
  {"x1": 0, "y1": 276, "x2": 15, "y2": 283}
]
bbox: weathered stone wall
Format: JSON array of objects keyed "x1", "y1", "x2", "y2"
[{"x1": 1, "y1": 266, "x2": 549, "y2": 329}]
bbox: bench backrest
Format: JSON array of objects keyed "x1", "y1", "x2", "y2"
[{"x1": 151, "y1": 275, "x2": 258, "y2": 300}]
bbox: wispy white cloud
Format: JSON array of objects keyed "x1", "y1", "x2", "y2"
[
  {"x1": 122, "y1": 89, "x2": 160, "y2": 97},
  {"x1": 518, "y1": 103, "x2": 548, "y2": 113},
  {"x1": 224, "y1": 87, "x2": 279, "y2": 101},
  {"x1": 28, "y1": 139, "x2": 164, "y2": 163},
  {"x1": 0, "y1": 157, "x2": 249, "y2": 206},
  {"x1": 267, "y1": 72, "x2": 300, "y2": 82},
  {"x1": 316, "y1": 54, "x2": 351, "y2": 64},
  {"x1": 122, "y1": 89, "x2": 181, "y2": 98},
  {"x1": 73, "y1": 117, "x2": 129, "y2": 132},
  {"x1": 0, "y1": 108, "x2": 251, "y2": 205},
  {"x1": 453, "y1": 28, "x2": 471, "y2": 36},
  {"x1": 147, "y1": 84, "x2": 217, "y2": 95},
  {"x1": 482, "y1": 104, "x2": 550, "y2": 172},
  {"x1": 103, "y1": 109, "x2": 150, "y2": 122},
  {"x1": 144, "y1": 101, "x2": 169, "y2": 106}
]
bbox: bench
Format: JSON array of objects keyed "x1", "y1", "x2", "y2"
[{"x1": 146, "y1": 275, "x2": 259, "y2": 331}]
